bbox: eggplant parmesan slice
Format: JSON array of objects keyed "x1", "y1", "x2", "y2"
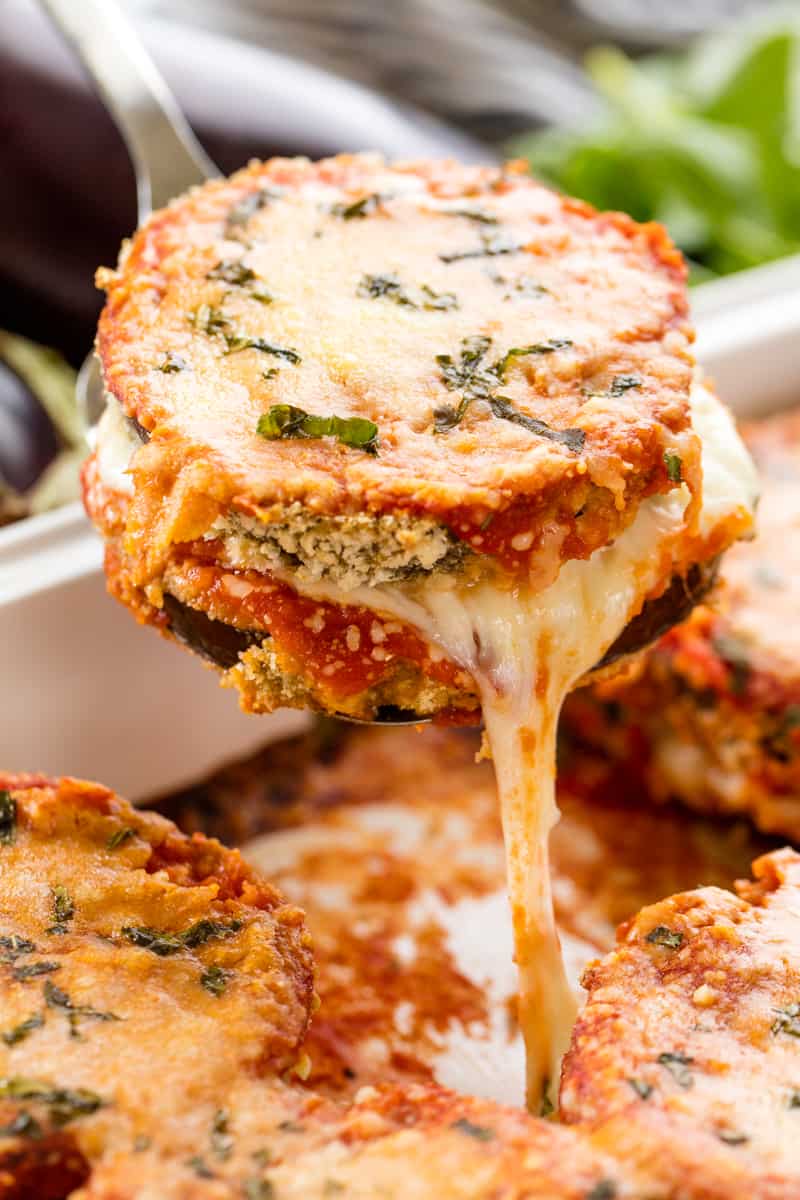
[
  {"x1": 0, "y1": 772, "x2": 314, "y2": 1200},
  {"x1": 84, "y1": 153, "x2": 757, "y2": 1110},
  {"x1": 562, "y1": 849, "x2": 800, "y2": 1198}
]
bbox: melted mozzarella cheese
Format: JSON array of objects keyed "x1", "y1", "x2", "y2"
[
  {"x1": 96, "y1": 395, "x2": 138, "y2": 496},
  {"x1": 268, "y1": 382, "x2": 757, "y2": 1109}
]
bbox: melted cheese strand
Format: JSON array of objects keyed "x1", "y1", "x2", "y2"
[
  {"x1": 276, "y1": 485, "x2": 688, "y2": 1106},
  {"x1": 267, "y1": 384, "x2": 757, "y2": 1109}
]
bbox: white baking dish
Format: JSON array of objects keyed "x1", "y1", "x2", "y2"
[
  {"x1": 0, "y1": 501, "x2": 306, "y2": 799},
  {"x1": 1, "y1": 260, "x2": 797, "y2": 799}
]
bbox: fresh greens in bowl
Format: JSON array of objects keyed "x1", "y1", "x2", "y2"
[{"x1": 514, "y1": 16, "x2": 800, "y2": 280}]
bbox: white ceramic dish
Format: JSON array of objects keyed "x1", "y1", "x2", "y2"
[
  {"x1": 1, "y1": 262, "x2": 797, "y2": 799},
  {"x1": 0, "y1": 502, "x2": 306, "y2": 800}
]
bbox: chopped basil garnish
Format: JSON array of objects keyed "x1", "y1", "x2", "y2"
[
  {"x1": 331, "y1": 193, "x2": 382, "y2": 219},
  {"x1": 433, "y1": 335, "x2": 584, "y2": 449},
  {"x1": 657, "y1": 1051, "x2": 694, "y2": 1088},
  {"x1": 772, "y1": 1001, "x2": 800, "y2": 1037},
  {"x1": 433, "y1": 335, "x2": 497, "y2": 430},
  {"x1": 207, "y1": 260, "x2": 256, "y2": 286},
  {"x1": 107, "y1": 827, "x2": 136, "y2": 851},
  {"x1": 627, "y1": 1077, "x2": 653, "y2": 1100},
  {"x1": 122, "y1": 927, "x2": 182, "y2": 956},
  {"x1": 243, "y1": 1180, "x2": 275, "y2": 1200},
  {"x1": 2, "y1": 1013, "x2": 44, "y2": 1047},
  {"x1": 222, "y1": 335, "x2": 300, "y2": 362},
  {"x1": 12, "y1": 961, "x2": 60, "y2": 981},
  {"x1": 257, "y1": 406, "x2": 379, "y2": 455},
  {"x1": 47, "y1": 886, "x2": 74, "y2": 936},
  {"x1": 357, "y1": 273, "x2": 458, "y2": 311},
  {"x1": 436, "y1": 335, "x2": 495, "y2": 397},
  {"x1": 0, "y1": 791, "x2": 16, "y2": 846},
  {"x1": 489, "y1": 395, "x2": 586, "y2": 452},
  {"x1": 207, "y1": 260, "x2": 273, "y2": 304},
  {"x1": 188, "y1": 305, "x2": 299, "y2": 362},
  {"x1": 122, "y1": 918, "x2": 242, "y2": 957},
  {"x1": 189, "y1": 304, "x2": 229, "y2": 337},
  {"x1": 433, "y1": 396, "x2": 472, "y2": 434},
  {"x1": 493, "y1": 339, "x2": 572, "y2": 380},
  {"x1": 44, "y1": 979, "x2": 120, "y2": 1038},
  {"x1": 419, "y1": 283, "x2": 459, "y2": 310},
  {"x1": 608, "y1": 374, "x2": 642, "y2": 396},
  {"x1": 225, "y1": 188, "x2": 281, "y2": 236},
  {"x1": 359, "y1": 273, "x2": 414, "y2": 306},
  {"x1": 0, "y1": 936, "x2": 35, "y2": 962},
  {"x1": 186, "y1": 1155, "x2": 215, "y2": 1179},
  {"x1": 447, "y1": 207, "x2": 498, "y2": 225},
  {"x1": 211, "y1": 1108, "x2": 233, "y2": 1160},
  {"x1": 645, "y1": 925, "x2": 683, "y2": 950},
  {"x1": 182, "y1": 919, "x2": 243, "y2": 949},
  {"x1": 0, "y1": 1077, "x2": 105, "y2": 1125},
  {"x1": 440, "y1": 232, "x2": 526, "y2": 263},
  {"x1": 451, "y1": 1116, "x2": 495, "y2": 1141},
  {"x1": 490, "y1": 272, "x2": 549, "y2": 299},
  {"x1": 664, "y1": 449, "x2": 683, "y2": 482},
  {"x1": 157, "y1": 351, "x2": 188, "y2": 374},
  {"x1": 200, "y1": 966, "x2": 230, "y2": 997},
  {"x1": 716, "y1": 1129, "x2": 749, "y2": 1145}
]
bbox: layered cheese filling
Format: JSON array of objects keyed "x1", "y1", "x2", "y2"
[{"x1": 96, "y1": 381, "x2": 758, "y2": 1109}]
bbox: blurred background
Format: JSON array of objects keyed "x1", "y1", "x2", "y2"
[{"x1": 2, "y1": 0, "x2": 799, "y2": 522}]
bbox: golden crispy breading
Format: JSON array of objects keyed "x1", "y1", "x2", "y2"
[
  {"x1": 561, "y1": 849, "x2": 800, "y2": 1195},
  {"x1": 96, "y1": 155, "x2": 697, "y2": 555},
  {"x1": 0, "y1": 774, "x2": 313, "y2": 1199},
  {"x1": 562, "y1": 404, "x2": 800, "y2": 840},
  {"x1": 76, "y1": 1082, "x2": 632, "y2": 1200}
]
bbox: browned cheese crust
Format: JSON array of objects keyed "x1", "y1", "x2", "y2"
[
  {"x1": 96, "y1": 154, "x2": 698, "y2": 583},
  {"x1": 0, "y1": 773, "x2": 313, "y2": 1198},
  {"x1": 562, "y1": 848, "x2": 800, "y2": 1198},
  {"x1": 562, "y1": 404, "x2": 800, "y2": 839}
]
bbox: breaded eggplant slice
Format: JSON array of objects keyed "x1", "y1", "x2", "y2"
[
  {"x1": 561, "y1": 848, "x2": 800, "y2": 1197},
  {"x1": 85, "y1": 154, "x2": 755, "y2": 721},
  {"x1": 79, "y1": 1082, "x2": 632, "y2": 1200},
  {"x1": 0, "y1": 773, "x2": 313, "y2": 1198},
  {"x1": 563, "y1": 405, "x2": 800, "y2": 839}
]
